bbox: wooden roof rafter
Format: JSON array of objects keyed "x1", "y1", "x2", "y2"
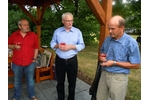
[
  {"x1": 17, "y1": 4, "x2": 37, "y2": 25},
  {"x1": 8, "y1": 0, "x2": 61, "y2": 6},
  {"x1": 85, "y1": 0, "x2": 106, "y2": 25}
]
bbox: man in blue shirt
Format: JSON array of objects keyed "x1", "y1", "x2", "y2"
[
  {"x1": 96, "y1": 15, "x2": 141, "y2": 100},
  {"x1": 50, "y1": 12, "x2": 85, "y2": 100}
]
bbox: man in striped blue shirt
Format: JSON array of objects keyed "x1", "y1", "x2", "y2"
[{"x1": 50, "y1": 12, "x2": 85, "y2": 100}]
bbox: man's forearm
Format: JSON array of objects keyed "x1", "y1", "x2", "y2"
[
  {"x1": 116, "y1": 61, "x2": 140, "y2": 69},
  {"x1": 8, "y1": 44, "x2": 15, "y2": 49},
  {"x1": 34, "y1": 49, "x2": 38, "y2": 59}
]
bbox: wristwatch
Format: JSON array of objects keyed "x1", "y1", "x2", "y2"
[{"x1": 114, "y1": 61, "x2": 116, "y2": 66}]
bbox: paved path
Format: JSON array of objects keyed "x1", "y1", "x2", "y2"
[
  {"x1": 8, "y1": 77, "x2": 92, "y2": 100},
  {"x1": 8, "y1": 77, "x2": 111, "y2": 100}
]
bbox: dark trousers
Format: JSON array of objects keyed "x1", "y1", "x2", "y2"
[{"x1": 55, "y1": 55, "x2": 78, "y2": 100}]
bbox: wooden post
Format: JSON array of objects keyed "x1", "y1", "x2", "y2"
[
  {"x1": 36, "y1": 6, "x2": 41, "y2": 47},
  {"x1": 36, "y1": 25, "x2": 41, "y2": 47},
  {"x1": 98, "y1": 0, "x2": 112, "y2": 60}
]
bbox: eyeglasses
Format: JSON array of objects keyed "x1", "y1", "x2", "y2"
[{"x1": 64, "y1": 20, "x2": 73, "y2": 23}]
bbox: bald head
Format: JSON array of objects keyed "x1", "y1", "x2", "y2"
[
  {"x1": 18, "y1": 19, "x2": 28, "y2": 26},
  {"x1": 107, "y1": 15, "x2": 125, "y2": 40},
  {"x1": 109, "y1": 15, "x2": 125, "y2": 27}
]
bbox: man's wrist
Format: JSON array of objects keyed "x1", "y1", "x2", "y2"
[
  {"x1": 33, "y1": 58, "x2": 36, "y2": 60},
  {"x1": 14, "y1": 45, "x2": 15, "y2": 49}
]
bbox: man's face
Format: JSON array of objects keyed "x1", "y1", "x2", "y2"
[
  {"x1": 62, "y1": 15, "x2": 73, "y2": 29},
  {"x1": 107, "y1": 21, "x2": 124, "y2": 40},
  {"x1": 19, "y1": 20, "x2": 30, "y2": 33}
]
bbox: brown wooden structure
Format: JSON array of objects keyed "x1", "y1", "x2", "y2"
[
  {"x1": 8, "y1": 57, "x2": 14, "y2": 88},
  {"x1": 35, "y1": 48, "x2": 55, "y2": 83},
  {"x1": 8, "y1": 0, "x2": 112, "y2": 58}
]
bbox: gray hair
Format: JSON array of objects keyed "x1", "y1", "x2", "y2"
[
  {"x1": 18, "y1": 20, "x2": 22, "y2": 26},
  {"x1": 115, "y1": 15, "x2": 125, "y2": 27},
  {"x1": 118, "y1": 17, "x2": 125, "y2": 27},
  {"x1": 18, "y1": 19, "x2": 27, "y2": 26},
  {"x1": 62, "y1": 12, "x2": 73, "y2": 20}
]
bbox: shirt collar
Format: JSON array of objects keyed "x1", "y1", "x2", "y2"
[
  {"x1": 111, "y1": 32, "x2": 126, "y2": 43},
  {"x1": 61, "y1": 26, "x2": 74, "y2": 32},
  {"x1": 16, "y1": 30, "x2": 31, "y2": 35}
]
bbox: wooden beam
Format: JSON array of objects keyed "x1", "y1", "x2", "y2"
[
  {"x1": 36, "y1": 5, "x2": 48, "y2": 47},
  {"x1": 36, "y1": 25, "x2": 41, "y2": 47},
  {"x1": 36, "y1": 6, "x2": 41, "y2": 25},
  {"x1": 36, "y1": 6, "x2": 42, "y2": 47},
  {"x1": 17, "y1": 4, "x2": 37, "y2": 25},
  {"x1": 85, "y1": 0, "x2": 105, "y2": 25},
  {"x1": 99, "y1": 0, "x2": 112, "y2": 46},
  {"x1": 98, "y1": 0, "x2": 112, "y2": 59},
  {"x1": 39, "y1": 5, "x2": 47, "y2": 24}
]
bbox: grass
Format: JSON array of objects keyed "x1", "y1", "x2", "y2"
[{"x1": 77, "y1": 43, "x2": 98, "y2": 85}]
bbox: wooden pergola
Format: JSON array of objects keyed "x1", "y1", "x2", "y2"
[{"x1": 8, "y1": 0, "x2": 112, "y2": 57}]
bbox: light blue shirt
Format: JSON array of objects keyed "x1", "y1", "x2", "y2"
[
  {"x1": 50, "y1": 26, "x2": 85, "y2": 59},
  {"x1": 101, "y1": 33, "x2": 141, "y2": 74}
]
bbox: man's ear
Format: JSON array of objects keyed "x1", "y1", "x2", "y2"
[
  {"x1": 62, "y1": 19, "x2": 64, "y2": 24},
  {"x1": 120, "y1": 25, "x2": 124, "y2": 30},
  {"x1": 18, "y1": 25, "x2": 21, "y2": 29}
]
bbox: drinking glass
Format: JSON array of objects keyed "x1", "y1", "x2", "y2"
[
  {"x1": 100, "y1": 52, "x2": 107, "y2": 62},
  {"x1": 60, "y1": 42, "x2": 66, "y2": 46},
  {"x1": 8, "y1": 49, "x2": 13, "y2": 57},
  {"x1": 16, "y1": 42, "x2": 22, "y2": 50}
]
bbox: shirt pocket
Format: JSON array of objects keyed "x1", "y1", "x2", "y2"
[{"x1": 116, "y1": 48, "x2": 128, "y2": 61}]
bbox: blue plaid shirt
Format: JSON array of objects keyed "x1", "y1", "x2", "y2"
[{"x1": 101, "y1": 33, "x2": 141, "y2": 74}]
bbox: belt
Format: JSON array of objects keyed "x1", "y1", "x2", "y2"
[
  {"x1": 57, "y1": 55, "x2": 76, "y2": 61},
  {"x1": 102, "y1": 70, "x2": 116, "y2": 75}
]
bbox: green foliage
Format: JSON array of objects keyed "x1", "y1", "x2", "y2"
[
  {"x1": 126, "y1": 0, "x2": 141, "y2": 32},
  {"x1": 8, "y1": 4, "x2": 35, "y2": 36},
  {"x1": 73, "y1": 0, "x2": 100, "y2": 45},
  {"x1": 8, "y1": 0, "x2": 141, "y2": 46},
  {"x1": 113, "y1": 0, "x2": 141, "y2": 34}
]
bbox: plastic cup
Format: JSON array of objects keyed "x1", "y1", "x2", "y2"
[{"x1": 60, "y1": 43, "x2": 66, "y2": 45}]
